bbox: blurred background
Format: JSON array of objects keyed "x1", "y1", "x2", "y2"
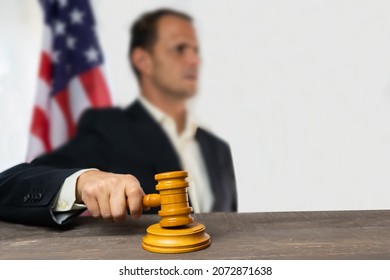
[{"x1": 1, "y1": 0, "x2": 390, "y2": 213}]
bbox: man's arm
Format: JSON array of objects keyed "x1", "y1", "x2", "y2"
[
  {"x1": 0, "y1": 109, "x2": 145, "y2": 226},
  {"x1": 0, "y1": 165, "x2": 145, "y2": 226},
  {"x1": 0, "y1": 163, "x2": 83, "y2": 226}
]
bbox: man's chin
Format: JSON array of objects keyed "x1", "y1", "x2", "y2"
[{"x1": 173, "y1": 88, "x2": 197, "y2": 99}]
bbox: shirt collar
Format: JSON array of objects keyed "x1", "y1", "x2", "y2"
[
  {"x1": 138, "y1": 95, "x2": 198, "y2": 139},
  {"x1": 139, "y1": 95, "x2": 166, "y2": 124}
]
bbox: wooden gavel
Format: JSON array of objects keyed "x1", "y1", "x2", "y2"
[
  {"x1": 141, "y1": 170, "x2": 211, "y2": 253},
  {"x1": 142, "y1": 170, "x2": 194, "y2": 228}
]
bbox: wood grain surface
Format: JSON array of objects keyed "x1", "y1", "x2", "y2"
[{"x1": 1, "y1": 210, "x2": 390, "y2": 259}]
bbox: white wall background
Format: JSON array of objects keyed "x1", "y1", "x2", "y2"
[{"x1": 1, "y1": 0, "x2": 390, "y2": 213}]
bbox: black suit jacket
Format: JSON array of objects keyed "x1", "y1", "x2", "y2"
[{"x1": 0, "y1": 101, "x2": 237, "y2": 226}]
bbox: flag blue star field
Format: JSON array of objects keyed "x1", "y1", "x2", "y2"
[{"x1": 27, "y1": 0, "x2": 113, "y2": 162}]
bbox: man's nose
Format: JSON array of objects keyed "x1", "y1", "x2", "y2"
[{"x1": 186, "y1": 49, "x2": 200, "y2": 66}]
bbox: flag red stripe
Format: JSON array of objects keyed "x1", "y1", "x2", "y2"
[
  {"x1": 38, "y1": 52, "x2": 52, "y2": 85},
  {"x1": 54, "y1": 90, "x2": 76, "y2": 138},
  {"x1": 30, "y1": 106, "x2": 52, "y2": 152},
  {"x1": 79, "y1": 67, "x2": 112, "y2": 107}
]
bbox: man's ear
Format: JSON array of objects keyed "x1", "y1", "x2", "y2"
[{"x1": 131, "y1": 48, "x2": 153, "y2": 77}]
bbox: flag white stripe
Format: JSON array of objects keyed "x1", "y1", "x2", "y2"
[
  {"x1": 42, "y1": 24, "x2": 52, "y2": 57},
  {"x1": 34, "y1": 79, "x2": 51, "y2": 112},
  {"x1": 99, "y1": 65, "x2": 116, "y2": 104},
  {"x1": 49, "y1": 99, "x2": 68, "y2": 148},
  {"x1": 26, "y1": 135, "x2": 45, "y2": 163},
  {"x1": 69, "y1": 77, "x2": 91, "y2": 122}
]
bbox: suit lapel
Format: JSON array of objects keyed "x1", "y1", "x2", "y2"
[
  {"x1": 124, "y1": 101, "x2": 181, "y2": 173},
  {"x1": 196, "y1": 128, "x2": 221, "y2": 211},
  {"x1": 124, "y1": 101, "x2": 223, "y2": 210}
]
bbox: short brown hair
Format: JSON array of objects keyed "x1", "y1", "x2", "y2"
[{"x1": 129, "y1": 8, "x2": 193, "y2": 78}]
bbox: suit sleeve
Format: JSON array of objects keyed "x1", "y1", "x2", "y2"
[
  {"x1": 224, "y1": 144, "x2": 238, "y2": 212},
  {"x1": 196, "y1": 128, "x2": 238, "y2": 212},
  {"x1": 214, "y1": 140, "x2": 238, "y2": 212},
  {"x1": 0, "y1": 109, "x2": 115, "y2": 226},
  {"x1": 0, "y1": 164, "x2": 83, "y2": 226}
]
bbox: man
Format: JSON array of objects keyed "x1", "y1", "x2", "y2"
[{"x1": 0, "y1": 8, "x2": 237, "y2": 226}]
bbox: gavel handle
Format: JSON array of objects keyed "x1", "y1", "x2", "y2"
[{"x1": 143, "y1": 193, "x2": 161, "y2": 208}]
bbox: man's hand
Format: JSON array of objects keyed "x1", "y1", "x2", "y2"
[{"x1": 76, "y1": 170, "x2": 145, "y2": 222}]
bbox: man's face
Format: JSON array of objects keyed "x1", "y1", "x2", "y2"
[{"x1": 149, "y1": 15, "x2": 200, "y2": 99}]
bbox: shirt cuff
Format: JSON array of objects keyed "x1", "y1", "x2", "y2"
[{"x1": 52, "y1": 168, "x2": 97, "y2": 212}]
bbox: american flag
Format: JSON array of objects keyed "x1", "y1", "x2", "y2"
[{"x1": 26, "y1": 0, "x2": 113, "y2": 162}]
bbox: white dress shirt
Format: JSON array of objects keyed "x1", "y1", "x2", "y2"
[
  {"x1": 139, "y1": 96, "x2": 214, "y2": 213},
  {"x1": 52, "y1": 97, "x2": 214, "y2": 221}
]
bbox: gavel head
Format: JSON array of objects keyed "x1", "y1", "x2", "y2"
[{"x1": 143, "y1": 171, "x2": 194, "y2": 228}]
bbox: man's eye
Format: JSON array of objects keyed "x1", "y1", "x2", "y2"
[{"x1": 175, "y1": 44, "x2": 186, "y2": 54}]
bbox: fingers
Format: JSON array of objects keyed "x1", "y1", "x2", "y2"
[
  {"x1": 110, "y1": 188, "x2": 127, "y2": 222},
  {"x1": 78, "y1": 176, "x2": 103, "y2": 218},
  {"x1": 124, "y1": 175, "x2": 145, "y2": 219},
  {"x1": 97, "y1": 192, "x2": 112, "y2": 220},
  {"x1": 85, "y1": 190, "x2": 126, "y2": 221},
  {"x1": 126, "y1": 190, "x2": 143, "y2": 218},
  {"x1": 82, "y1": 194, "x2": 101, "y2": 218},
  {"x1": 77, "y1": 171, "x2": 145, "y2": 222}
]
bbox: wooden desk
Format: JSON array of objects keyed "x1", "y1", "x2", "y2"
[{"x1": 1, "y1": 210, "x2": 390, "y2": 259}]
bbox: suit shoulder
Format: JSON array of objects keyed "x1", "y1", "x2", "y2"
[
  {"x1": 80, "y1": 106, "x2": 125, "y2": 120},
  {"x1": 78, "y1": 107, "x2": 126, "y2": 128},
  {"x1": 196, "y1": 127, "x2": 231, "y2": 150}
]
